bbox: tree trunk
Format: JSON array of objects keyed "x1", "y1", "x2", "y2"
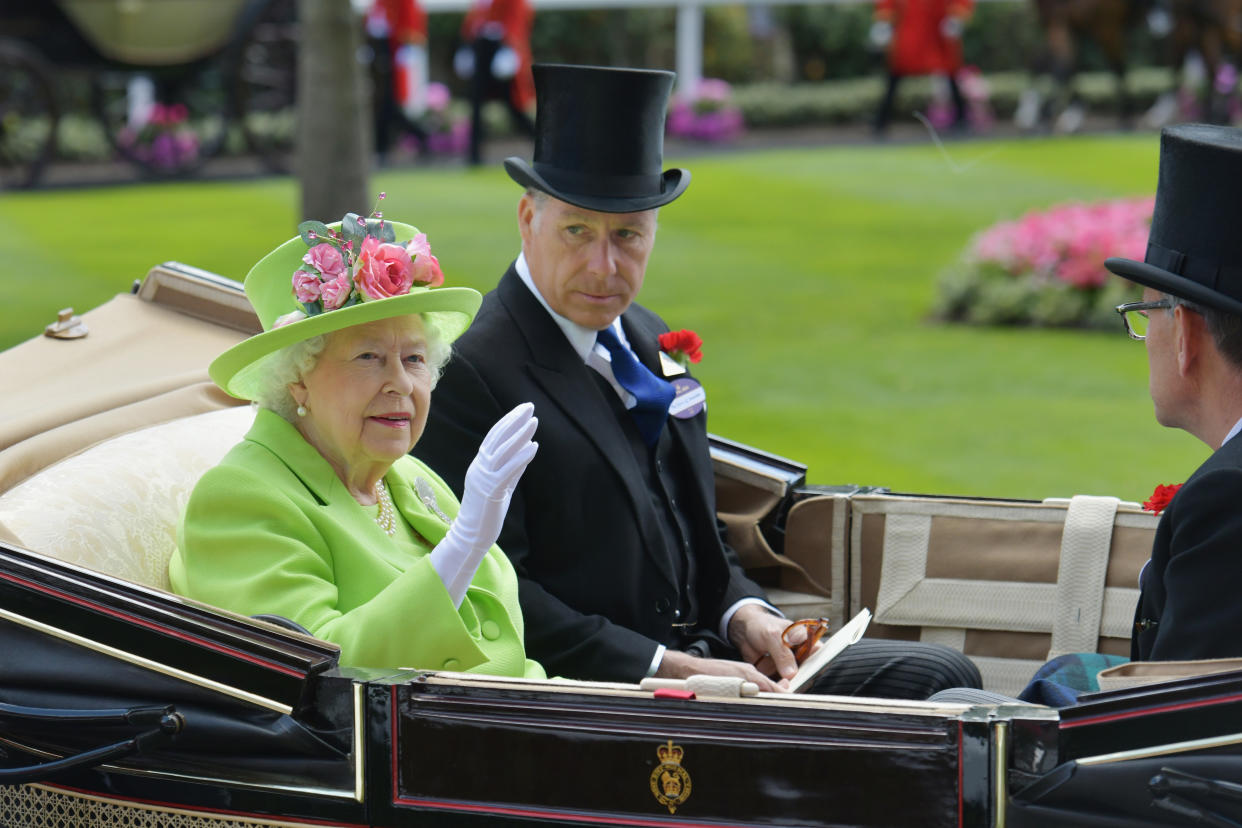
[{"x1": 297, "y1": 0, "x2": 370, "y2": 222}]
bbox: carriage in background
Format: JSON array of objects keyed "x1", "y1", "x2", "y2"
[
  {"x1": 3, "y1": 261, "x2": 1242, "y2": 826},
  {"x1": 0, "y1": 0, "x2": 297, "y2": 188}
]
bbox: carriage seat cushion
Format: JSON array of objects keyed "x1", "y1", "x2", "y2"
[{"x1": 0, "y1": 405, "x2": 256, "y2": 589}]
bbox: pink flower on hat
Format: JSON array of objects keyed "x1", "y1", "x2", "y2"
[
  {"x1": 303, "y1": 242, "x2": 346, "y2": 280},
  {"x1": 355, "y1": 236, "x2": 414, "y2": 301},
  {"x1": 406, "y1": 233, "x2": 445, "y2": 287},
  {"x1": 320, "y1": 273, "x2": 353, "y2": 310},
  {"x1": 292, "y1": 269, "x2": 322, "y2": 303}
]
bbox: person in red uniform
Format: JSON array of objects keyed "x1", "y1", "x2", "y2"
[
  {"x1": 366, "y1": 0, "x2": 430, "y2": 160},
  {"x1": 870, "y1": 0, "x2": 974, "y2": 135},
  {"x1": 455, "y1": 0, "x2": 536, "y2": 164}
]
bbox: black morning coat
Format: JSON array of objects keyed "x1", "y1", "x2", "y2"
[
  {"x1": 414, "y1": 265, "x2": 767, "y2": 682},
  {"x1": 1131, "y1": 431, "x2": 1242, "y2": 661}
]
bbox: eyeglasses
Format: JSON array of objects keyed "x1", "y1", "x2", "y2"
[
  {"x1": 782, "y1": 617, "x2": 831, "y2": 665},
  {"x1": 1116, "y1": 299, "x2": 1174, "y2": 340}
]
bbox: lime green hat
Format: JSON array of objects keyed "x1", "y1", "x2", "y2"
[{"x1": 210, "y1": 217, "x2": 481, "y2": 400}]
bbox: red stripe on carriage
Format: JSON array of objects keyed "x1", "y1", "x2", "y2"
[
  {"x1": 0, "y1": 571, "x2": 305, "y2": 678},
  {"x1": 1061, "y1": 692, "x2": 1242, "y2": 728}
]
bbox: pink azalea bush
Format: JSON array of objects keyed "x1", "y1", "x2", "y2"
[
  {"x1": 117, "y1": 102, "x2": 201, "y2": 171},
  {"x1": 936, "y1": 197, "x2": 1154, "y2": 329},
  {"x1": 420, "y1": 82, "x2": 470, "y2": 156},
  {"x1": 667, "y1": 79, "x2": 744, "y2": 143}
]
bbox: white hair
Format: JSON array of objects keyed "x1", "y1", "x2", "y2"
[{"x1": 246, "y1": 315, "x2": 453, "y2": 421}]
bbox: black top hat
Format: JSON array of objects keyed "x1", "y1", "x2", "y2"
[
  {"x1": 1106, "y1": 123, "x2": 1242, "y2": 316},
  {"x1": 504, "y1": 64, "x2": 690, "y2": 213}
]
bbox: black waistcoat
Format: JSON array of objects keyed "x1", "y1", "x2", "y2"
[{"x1": 590, "y1": 372, "x2": 701, "y2": 640}]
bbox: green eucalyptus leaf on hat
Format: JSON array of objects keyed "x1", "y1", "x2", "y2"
[
  {"x1": 367, "y1": 217, "x2": 397, "y2": 243},
  {"x1": 298, "y1": 220, "x2": 332, "y2": 247},
  {"x1": 341, "y1": 213, "x2": 366, "y2": 246},
  {"x1": 302, "y1": 301, "x2": 323, "y2": 317}
]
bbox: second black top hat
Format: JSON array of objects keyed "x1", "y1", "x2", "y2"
[
  {"x1": 504, "y1": 64, "x2": 691, "y2": 213},
  {"x1": 1106, "y1": 123, "x2": 1242, "y2": 316}
]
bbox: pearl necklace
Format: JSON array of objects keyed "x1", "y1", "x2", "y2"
[{"x1": 374, "y1": 479, "x2": 397, "y2": 537}]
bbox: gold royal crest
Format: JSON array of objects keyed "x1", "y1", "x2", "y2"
[{"x1": 649, "y1": 739, "x2": 692, "y2": 814}]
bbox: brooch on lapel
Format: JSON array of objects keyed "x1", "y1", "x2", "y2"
[{"x1": 415, "y1": 477, "x2": 454, "y2": 524}]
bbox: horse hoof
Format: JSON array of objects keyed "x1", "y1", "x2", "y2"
[
  {"x1": 1014, "y1": 89, "x2": 1042, "y2": 131},
  {"x1": 1143, "y1": 93, "x2": 1179, "y2": 129},
  {"x1": 1054, "y1": 104, "x2": 1086, "y2": 134}
]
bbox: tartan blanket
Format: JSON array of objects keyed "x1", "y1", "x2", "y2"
[{"x1": 1017, "y1": 652, "x2": 1131, "y2": 707}]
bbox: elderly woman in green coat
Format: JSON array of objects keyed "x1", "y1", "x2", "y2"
[{"x1": 170, "y1": 210, "x2": 544, "y2": 678}]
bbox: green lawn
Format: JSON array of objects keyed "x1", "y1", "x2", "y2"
[{"x1": 0, "y1": 133, "x2": 1205, "y2": 501}]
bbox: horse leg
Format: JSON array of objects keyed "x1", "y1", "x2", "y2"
[
  {"x1": 1200, "y1": 23, "x2": 1229, "y2": 122},
  {"x1": 1093, "y1": 14, "x2": 1132, "y2": 127},
  {"x1": 1018, "y1": 3, "x2": 1053, "y2": 130},
  {"x1": 1220, "y1": 0, "x2": 1242, "y2": 122},
  {"x1": 1042, "y1": 20, "x2": 1081, "y2": 131},
  {"x1": 873, "y1": 73, "x2": 901, "y2": 135}
]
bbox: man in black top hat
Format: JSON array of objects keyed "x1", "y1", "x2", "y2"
[
  {"x1": 416, "y1": 63, "x2": 980, "y2": 696},
  {"x1": 1107, "y1": 123, "x2": 1242, "y2": 663}
]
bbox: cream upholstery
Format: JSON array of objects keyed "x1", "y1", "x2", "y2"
[
  {"x1": 850, "y1": 493, "x2": 1156, "y2": 696},
  {"x1": 0, "y1": 406, "x2": 255, "y2": 589}
]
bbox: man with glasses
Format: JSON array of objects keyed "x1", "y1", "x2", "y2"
[
  {"x1": 1107, "y1": 123, "x2": 1242, "y2": 663},
  {"x1": 930, "y1": 123, "x2": 1242, "y2": 707}
]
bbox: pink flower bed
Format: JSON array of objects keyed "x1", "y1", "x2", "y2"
[
  {"x1": 667, "y1": 79, "x2": 744, "y2": 143},
  {"x1": 968, "y1": 197, "x2": 1153, "y2": 289},
  {"x1": 937, "y1": 196, "x2": 1154, "y2": 329}
]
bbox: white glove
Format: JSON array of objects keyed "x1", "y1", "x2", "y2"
[
  {"x1": 491, "y1": 45, "x2": 519, "y2": 81},
  {"x1": 940, "y1": 16, "x2": 963, "y2": 40},
  {"x1": 430, "y1": 403, "x2": 538, "y2": 607},
  {"x1": 869, "y1": 21, "x2": 892, "y2": 49}
]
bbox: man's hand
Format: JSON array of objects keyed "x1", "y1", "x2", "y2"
[
  {"x1": 655, "y1": 649, "x2": 788, "y2": 693},
  {"x1": 728, "y1": 603, "x2": 800, "y2": 682}
]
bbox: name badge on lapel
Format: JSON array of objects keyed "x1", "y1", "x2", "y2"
[{"x1": 668, "y1": 377, "x2": 706, "y2": 419}]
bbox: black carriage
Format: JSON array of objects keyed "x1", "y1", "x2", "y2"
[
  {"x1": 2, "y1": 264, "x2": 1242, "y2": 826},
  {"x1": 0, "y1": 0, "x2": 297, "y2": 188}
]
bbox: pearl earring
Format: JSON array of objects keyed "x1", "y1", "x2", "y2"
[{"x1": 296, "y1": 404, "x2": 308, "y2": 417}]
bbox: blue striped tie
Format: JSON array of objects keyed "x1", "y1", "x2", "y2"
[{"x1": 596, "y1": 326, "x2": 675, "y2": 447}]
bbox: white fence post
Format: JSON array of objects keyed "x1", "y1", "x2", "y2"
[{"x1": 675, "y1": 1, "x2": 703, "y2": 93}]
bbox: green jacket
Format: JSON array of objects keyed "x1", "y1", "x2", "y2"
[{"x1": 170, "y1": 408, "x2": 544, "y2": 678}]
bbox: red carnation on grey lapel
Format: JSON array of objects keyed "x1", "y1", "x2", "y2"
[{"x1": 659, "y1": 329, "x2": 703, "y2": 366}]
